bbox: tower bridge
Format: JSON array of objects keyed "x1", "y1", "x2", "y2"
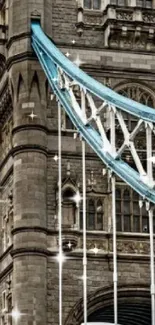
[{"x1": 0, "y1": 1, "x2": 155, "y2": 325}]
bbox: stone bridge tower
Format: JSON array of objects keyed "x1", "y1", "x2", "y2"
[
  {"x1": 0, "y1": 1, "x2": 155, "y2": 325},
  {"x1": 0, "y1": 1, "x2": 52, "y2": 325}
]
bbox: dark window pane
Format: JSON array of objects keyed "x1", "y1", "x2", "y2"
[
  {"x1": 117, "y1": 215, "x2": 122, "y2": 231},
  {"x1": 124, "y1": 189, "x2": 130, "y2": 199},
  {"x1": 133, "y1": 191, "x2": 139, "y2": 200},
  {"x1": 87, "y1": 199, "x2": 95, "y2": 230},
  {"x1": 96, "y1": 213, "x2": 103, "y2": 230},
  {"x1": 131, "y1": 121, "x2": 137, "y2": 130},
  {"x1": 146, "y1": 0, "x2": 152, "y2": 7},
  {"x1": 142, "y1": 217, "x2": 149, "y2": 233},
  {"x1": 63, "y1": 188, "x2": 74, "y2": 200},
  {"x1": 84, "y1": 0, "x2": 91, "y2": 8},
  {"x1": 142, "y1": 205, "x2": 147, "y2": 217},
  {"x1": 148, "y1": 96, "x2": 154, "y2": 107},
  {"x1": 96, "y1": 200, "x2": 103, "y2": 230},
  {"x1": 80, "y1": 210, "x2": 83, "y2": 229},
  {"x1": 93, "y1": 0, "x2": 101, "y2": 9},
  {"x1": 133, "y1": 201, "x2": 139, "y2": 216},
  {"x1": 123, "y1": 201, "x2": 130, "y2": 214},
  {"x1": 118, "y1": 0, "x2": 125, "y2": 5},
  {"x1": 97, "y1": 199, "x2": 103, "y2": 212},
  {"x1": 116, "y1": 200, "x2": 121, "y2": 213},
  {"x1": 124, "y1": 215, "x2": 131, "y2": 232},
  {"x1": 137, "y1": 0, "x2": 143, "y2": 6},
  {"x1": 88, "y1": 199, "x2": 95, "y2": 212},
  {"x1": 116, "y1": 189, "x2": 121, "y2": 198},
  {"x1": 87, "y1": 212, "x2": 95, "y2": 229},
  {"x1": 133, "y1": 216, "x2": 140, "y2": 232},
  {"x1": 66, "y1": 115, "x2": 74, "y2": 129}
]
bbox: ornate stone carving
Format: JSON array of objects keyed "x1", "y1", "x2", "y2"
[
  {"x1": 143, "y1": 14, "x2": 155, "y2": 23},
  {"x1": 109, "y1": 240, "x2": 150, "y2": 255},
  {"x1": 116, "y1": 11, "x2": 133, "y2": 21},
  {"x1": 84, "y1": 14, "x2": 102, "y2": 26},
  {"x1": 80, "y1": 239, "x2": 107, "y2": 251}
]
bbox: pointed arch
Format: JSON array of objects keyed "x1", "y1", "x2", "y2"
[
  {"x1": 64, "y1": 285, "x2": 151, "y2": 325},
  {"x1": 17, "y1": 73, "x2": 25, "y2": 101},
  {"x1": 56, "y1": 183, "x2": 78, "y2": 229},
  {"x1": 114, "y1": 82, "x2": 155, "y2": 108},
  {"x1": 29, "y1": 71, "x2": 41, "y2": 100}
]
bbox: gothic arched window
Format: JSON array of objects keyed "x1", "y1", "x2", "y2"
[
  {"x1": 80, "y1": 197, "x2": 104, "y2": 230},
  {"x1": 62, "y1": 187, "x2": 77, "y2": 229},
  {"x1": 136, "y1": 0, "x2": 152, "y2": 8},
  {"x1": 84, "y1": 0, "x2": 101, "y2": 9},
  {"x1": 116, "y1": 186, "x2": 150, "y2": 233},
  {"x1": 116, "y1": 84, "x2": 155, "y2": 132}
]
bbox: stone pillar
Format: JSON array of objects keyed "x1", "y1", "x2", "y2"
[
  {"x1": 7, "y1": 1, "x2": 52, "y2": 324},
  {"x1": 10, "y1": 64, "x2": 47, "y2": 325}
]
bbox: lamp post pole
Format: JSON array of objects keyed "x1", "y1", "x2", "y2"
[
  {"x1": 58, "y1": 101, "x2": 62, "y2": 325},
  {"x1": 149, "y1": 207, "x2": 155, "y2": 325},
  {"x1": 110, "y1": 106, "x2": 117, "y2": 325}
]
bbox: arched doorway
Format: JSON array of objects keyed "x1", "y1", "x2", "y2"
[
  {"x1": 88, "y1": 302, "x2": 151, "y2": 325},
  {"x1": 65, "y1": 285, "x2": 151, "y2": 325}
]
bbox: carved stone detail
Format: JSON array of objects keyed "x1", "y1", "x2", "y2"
[
  {"x1": 116, "y1": 11, "x2": 133, "y2": 21},
  {"x1": 143, "y1": 14, "x2": 155, "y2": 23},
  {"x1": 109, "y1": 240, "x2": 151, "y2": 255},
  {"x1": 84, "y1": 13, "x2": 102, "y2": 26}
]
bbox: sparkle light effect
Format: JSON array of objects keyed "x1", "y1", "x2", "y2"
[
  {"x1": 55, "y1": 251, "x2": 66, "y2": 264},
  {"x1": 10, "y1": 308, "x2": 21, "y2": 321},
  {"x1": 73, "y1": 54, "x2": 84, "y2": 67},
  {"x1": 28, "y1": 110, "x2": 37, "y2": 120},
  {"x1": 72, "y1": 191, "x2": 82, "y2": 206},
  {"x1": 65, "y1": 52, "x2": 70, "y2": 57},
  {"x1": 78, "y1": 274, "x2": 89, "y2": 281},
  {"x1": 72, "y1": 39, "x2": 76, "y2": 44},
  {"x1": 53, "y1": 154, "x2": 59, "y2": 162},
  {"x1": 90, "y1": 244, "x2": 99, "y2": 255},
  {"x1": 67, "y1": 241, "x2": 72, "y2": 249}
]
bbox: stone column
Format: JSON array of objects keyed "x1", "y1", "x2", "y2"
[
  {"x1": 7, "y1": 1, "x2": 53, "y2": 324},
  {"x1": 10, "y1": 64, "x2": 47, "y2": 325}
]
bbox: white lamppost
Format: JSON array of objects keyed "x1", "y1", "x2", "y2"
[
  {"x1": 110, "y1": 107, "x2": 118, "y2": 325},
  {"x1": 146, "y1": 124, "x2": 155, "y2": 325},
  {"x1": 58, "y1": 101, "x2": 63, "y2": 325}
]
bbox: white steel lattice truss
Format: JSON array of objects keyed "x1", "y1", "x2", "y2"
[{"x1": 59, "y1": 67, "x2": 154, "y2": 189}]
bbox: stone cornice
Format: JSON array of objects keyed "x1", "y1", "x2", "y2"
[
  {"x1": 11, "y1": 247, "x2": 51, "y2": 258},
  {"x1": 12, "y1": 144, "x2": 48, "y2": 157},
  {"x1": 12, "y1": 124, "x2": 49, "y2": 135},
  {"x1": 6, "y1": 51, "x2": 35, "y2": 70},
  {"x1": 12, "y1": 226, "x2": 47, "y2": 235},
  {"x1": 6, "y1": 32, "x2": 31, "y2": 50}
]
